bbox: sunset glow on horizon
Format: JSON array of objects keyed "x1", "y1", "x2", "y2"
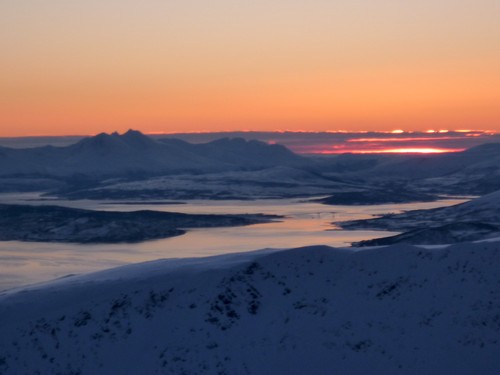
[
  {"x1": 1, "y1": 1, "x2": 499, "y2": 137},
  {"x1": 309, "y1": 147, "x2": 465, "y2": 155},
  {"x1": 373, "y1": 148, "x2": 465, "y2": 154}
]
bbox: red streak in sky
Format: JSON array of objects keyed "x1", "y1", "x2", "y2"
[{"x1": 347, "y1": 137, "x2": 465, "y2": 143}]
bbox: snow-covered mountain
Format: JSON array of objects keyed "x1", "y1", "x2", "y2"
[
  {"x1": 1, "y1": 243, "x2": 499, "y2": 374},
  {"x1": 0, "y1": 130, "x2": 308, "y2": 178},
  {"x1": 160, "y1": 137, "x2": 306, "y2": 168}
]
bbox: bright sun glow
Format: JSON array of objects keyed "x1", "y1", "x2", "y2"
[
  {"x1": 375, "y1": 148, "x2": 464, "y2": 154},
  {"x1": 314, "y1": 147, "x2": 466, "y2": 154}
]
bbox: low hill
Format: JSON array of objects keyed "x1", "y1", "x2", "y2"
[
  {"x1": 341, "y1": 190, "x2": 500, "y2": 245},
  {"x1": 356, "y1": 143, "x2": 500, "y2": 194},
  {"x1": 0, "y1": 204, "x2": 277, "y2": 243}
]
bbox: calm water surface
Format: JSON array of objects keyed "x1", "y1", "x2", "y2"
[{"x1": 0, "y1": 193, "x2": 467, "y2": 291}]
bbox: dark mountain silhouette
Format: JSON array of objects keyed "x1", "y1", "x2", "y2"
[{"x1": 0, "y1": 130, "x2": 308, "y2": 178}]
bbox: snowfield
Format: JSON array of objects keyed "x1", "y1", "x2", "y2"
[{"x1": 1, "y1": 243, "x2": 499, "y2": 374}]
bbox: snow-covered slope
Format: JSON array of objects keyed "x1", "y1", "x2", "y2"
[
  {"x1": 364, "y1": 143, "x2": 500, "y2": 179},
  {"x1": 340, "y1": 191, "x2": 500, "y2": 245},
  {"x1": 341, "y1": 189, "x2": 500, "y2": 231},
  {"x1": 355, "y1": 222, "x2": 500, "y2": 246},
  {"x1": 63, "y1": 166, "x2": 356, "y2": 200},
  {"x1": 455, "y1": 189, "x2": 500, "y2": 214},
  {"x1": 1, "y1": 244, "x2": 499, "y2": 374},
  {"x1": 358, "y1": 143, "x2": 500, "y2": 194}
]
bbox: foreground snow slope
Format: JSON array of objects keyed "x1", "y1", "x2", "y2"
[{"x1": 1, "y1": 243, "x2": 499, "y2": 374}]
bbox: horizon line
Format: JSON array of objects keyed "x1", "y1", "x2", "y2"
[{"x1": 0, "y1": 129, "x2": 495, "y2": 139}]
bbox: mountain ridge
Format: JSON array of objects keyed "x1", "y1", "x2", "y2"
[{"x1": 0, "y1": 130, "x2": 308, "y2": 178}]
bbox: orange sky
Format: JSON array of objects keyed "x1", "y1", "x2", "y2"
[{"x1": 1, "y1": 1, "x2": 499, "y2": 137}]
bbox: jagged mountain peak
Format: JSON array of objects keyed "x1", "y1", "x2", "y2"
[
  {"x1": 120, "y1": 129, "x2": 157, "y2": 147},
  {"x1": 75, "y1": 132, "x2": 124, "y2": 149},
  {"x1": 72, "y1": 130, "x2": 156, "y2": 150}
]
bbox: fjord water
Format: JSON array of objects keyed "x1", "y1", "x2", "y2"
[{"x1": 0, "y1": 194, "x2": 467, "y2": 291}]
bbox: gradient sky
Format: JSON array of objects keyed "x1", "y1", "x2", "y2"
[{"x1": 1, "y1": 0, "x2": 499, "y2": 136}]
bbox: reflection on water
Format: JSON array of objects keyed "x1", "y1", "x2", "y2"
[{"x1": 0, "y1": 194, "x2": 467, "y2": 291}]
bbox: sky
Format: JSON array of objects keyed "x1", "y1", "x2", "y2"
[{"x1": 1, "y1": 0, "x2": 499, "y2": 137}]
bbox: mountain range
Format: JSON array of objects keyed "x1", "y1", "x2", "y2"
[
  {"x1": 3, "y1": 130, "x2": 500, "y2": 199},
  {"x1": 0, "y1": 130, "x2": 307, "y2": 178}
]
